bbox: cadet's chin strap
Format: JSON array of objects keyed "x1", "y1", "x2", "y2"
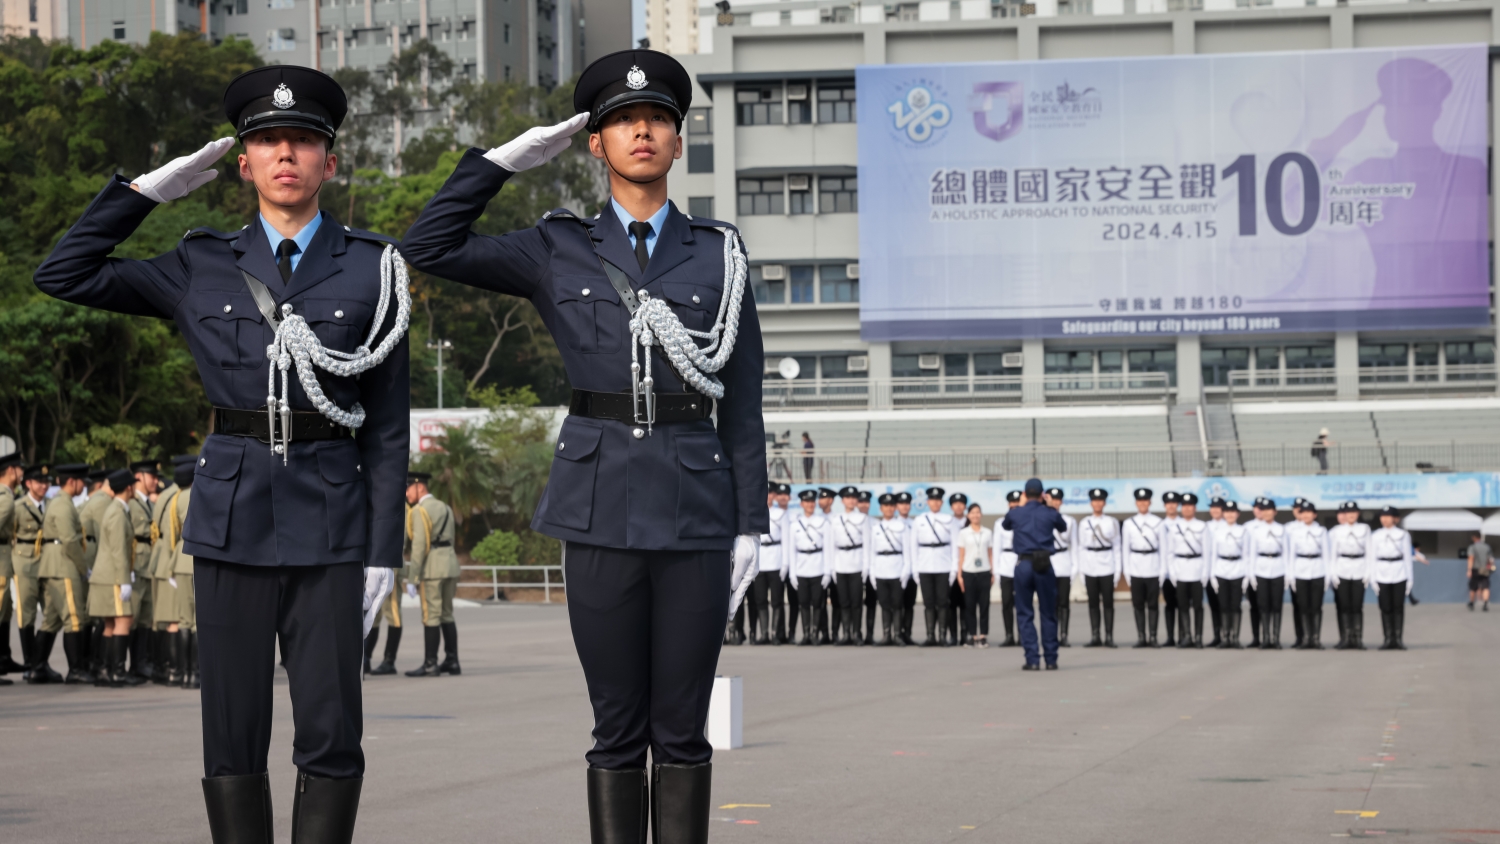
[{"x1": 263, "y1": 244, "x2": 412, "y2": 462}]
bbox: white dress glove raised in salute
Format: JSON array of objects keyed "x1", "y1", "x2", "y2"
[
  {"x1": 483, "y1": 113, "x2": 590, "y2": 173},
  {"x1": 131, "y1": 137, "x2": 236, "y2": 204},
  {"x1": 361, "y1": 567, "x2": 395, "y2": 639},
  {"x1": 728, "y1": 535, "x2": 760, "y2": 622}
]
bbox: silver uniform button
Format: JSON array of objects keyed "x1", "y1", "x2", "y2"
[
  {"x1": 713, "y1": 454, "x2": 721, "y2": 462},
  {"x1": 582, "y1": 288, "x2": 591, "y2": 297},
  {"x1": 335, "y1": 309, "x2": 344, "y2": 319},
  {"x1": 558, "y1": 442, "x2": 566, "y2": 450},
  {"x1": 692, "y1": 295, "x2": 701, "y2": 304},
  {"x1": 199, "y1": 458, "x2": 206, "y2": 467},
  {"x1": 223, "y1": 305, "x2": 233, "y2": 313},
  {"x1": 632, "y1": 428, "x2": 645, "y2": 439}
]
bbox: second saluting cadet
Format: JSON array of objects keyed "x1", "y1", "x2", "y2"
[
  {"x1": 36, "y1": 65, "x2": 406, "y2": 840},
  {"x1": 830, "y1": 486, "x2": 870, "y2": 645},
  {"x1": 1163, "y1": 493, "x2": 1209, "y2": 648},
  {"x1": 1123, "y1": 488, "x2": 1164, "y2": 648},
  {"x1": 404, "y1": 471, "x2": 461, "y2": 677},
  {"x1": 1001, "y1": 478, "x2": 1067, "y2": 670},
  {"x1": 1287, "y1": 501, "x2": 1330, "y2": 649},
  {"x1": 1078, "y1": 489, "x2": 1121, "y2": 648},
  {"x1": 402, "y1": 49, "x2": 767, "y2": 840},
  {"x1": 913, "y1": 487, "x2": 957, "y2": 647},
  {"x1": 1247, "y1": 498, "x2": 1289, "y2": 650},
  {"x1": 870, "y1": 493, "x2": 915, "y2": 645},
  {"x1": 1044, "y1": 488, "x2": 1076, "y2": 647},
  {"x1": 1209, "y1": 502, "x2": 1250, "y2": 648},
  {"x1": 1371, "y1": 506, "x2": 1413, "y2": 650},
  {"x1": 996, "y1": 490, "x2": 1021, "y2": 647},
  {"x1": 1329, "y1": 501, "x2": 1371, "y2": 650}
]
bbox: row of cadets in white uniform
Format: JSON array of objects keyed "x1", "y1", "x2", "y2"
[{"x1": 751, "y1": 482, "x2": 793, "y2": 645}]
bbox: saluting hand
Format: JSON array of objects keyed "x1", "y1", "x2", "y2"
[
  {"x1": 131, "y1": 137, "x2": 237, "y2": 203},
  {"x1": 484, "y1": 112, "x2": 590, "y2": 173}
]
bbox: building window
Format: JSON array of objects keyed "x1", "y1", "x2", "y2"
[
  {"x1": 891, "y1": 355, "x2": 933, "y2": 378},
  {"x1": 266, "y1": 28, "x2": 297, "y2": 51},
  {"x1": 1201, "y1": 347, "x2": 1248, "y2": 386},
  {"x1": 687, "y1": 196, "x2": 714, "y2": 219},
  {"x1": 789, "y1": 265, "x2": 815, "y2": 303},
  {"x1": 1358, "y1": 343, "x2": 1408, "y2": 370},
  {"x1": 503, "y1": 22, "x2": 510, "y2": 42},
  {"x1": 1253, "y1": 346, "x2": 1280, "y2": 385},
  {"x1": 29, "y1": 0, "x2": 38, "y2": 21},
  {"x1": 819, "y1": 177, "x2": 857, "y2": 213},
  {"x1": 789, "y1": 175, "x2": 813, "y2": 214},
  {"x1": 821, "y1": 355, "x2": 867, "y2": 379},
  {"x1": 1445, "y1": 340, "x2": 1495, "y2": 380},
  {"x1": 1127, "y1": 348, "x2": 1176, "y2": 387},
  {"x1": 736, "y1": 85, "x2": 782, "y2": 125},
  {"x1": 751, "y1": 266, "x2": 784, "y2": 305},
  {"x1": 817, "y1": 81, "x2": 856, "y2": 123},
  {"x1": 818, "y1": 264, "x2": 857, "y2": 303},
  {"x1": 1284, "y1": 345, "x2": 1334, "y2": 370},
  {"x1": 113, "y1": 21, "x2": 126, "y2": 38},
  {"x1": 504, "y1": 65, "x2": 512, "y2": 81},
  {"x1": 787, "y1": 82, "x2": 811, "y2": 124},
  {"x1": 686, "y1": 107, "x2": 712, "y2": 173},
  {"x1": 737, "y1": 178, "x2": 783, "y2": 216}
]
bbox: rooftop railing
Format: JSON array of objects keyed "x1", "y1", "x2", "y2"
[{"x1": 762, "y1": 372, "x2": 1172, "y2": 410}]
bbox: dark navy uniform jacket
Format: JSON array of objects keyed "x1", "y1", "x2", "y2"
[
  {"x1": 401, "y1": 149, "x2": 768, "y2": 551},
  {"x1": 1001, "y1": 501, "x2": 1068, "y2": 556},
  {"x1": 33, "y1": 177, "x2": 409, "y2": 569}
]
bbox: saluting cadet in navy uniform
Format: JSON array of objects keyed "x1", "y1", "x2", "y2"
[
  {"x1": 34, "y1": 66, "x2": 405, "y2": 842},
  {"x1": 895, "y1": 491, "x2": 918, "y2": 645},
  {"x1": 400, "y1": 50, "x2": 767, "y2": 842}
]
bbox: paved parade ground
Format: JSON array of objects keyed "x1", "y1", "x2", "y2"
[{"x1": 2, "y1": 603, "x2": 1496, "y2": 843}]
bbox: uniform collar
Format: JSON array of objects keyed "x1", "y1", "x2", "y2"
[
  {"x1": 419, "y1": 493, "x2": 432, "y2": 504},
  {"x1": 590, "y1": 200, "x2": 695, "y2": 288},
  {"x1": 259, "y1": 212, "x2": 323, "y2": 262},
  {"x1": 234, "y1": 210, "x2": 349, "y2": 304},
  {"x1": 610, "y1": 197, "x2": 671, "y2": 246}
]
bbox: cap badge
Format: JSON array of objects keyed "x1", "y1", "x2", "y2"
[
  {"x1": 625, "y1": 66, "x2": 647, "y2": 91},
  {"x1": 272, "y1": 83, "x2": 296, "y2": 109}
]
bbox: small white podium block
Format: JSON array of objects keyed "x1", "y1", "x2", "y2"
[{"x1": 707, "y1": 675, "x2": 743, "y2": 750}]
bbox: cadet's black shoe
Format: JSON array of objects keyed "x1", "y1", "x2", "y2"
[
  {"x1": 1408, "y1": 595, "x2": 1419, "y2": 606},
  {"x1": 1044, "y1": 663, "x2": 1058, "y2": 670},
  {"x1": 63, "y1": 632, "x2": 95, "y2": 684},
  {"x1": 1001, "y1": 635, "x2": 1017, "y2": 648},
  {"x1": 1104, "y1": 633, "x2": 1117, "y2": 648},
  {"x1": 407, "y1": 627, "x2": 442, "y2": 675},
  {"x1": 290, "y1": 772, "x2": 362, "y2": 844},
  {"x1": 1469, "y1": 601, "x2": 1476, "y2": 611},
  {"x1": 27, "y1": 631, "x2": 64, "y2": 684},
  {"x1": 438, "y1": 622, "x2": 461, "y2": 674},
  {"x1": 0, "y1": 648, "x2": 24, "y2": 674},
  {"x1": 406, "y1": 658, "x2": 441, "y2": 676},
  {"x1": 362, "y1": 627, "x2": 379, "y2": 675},
  {"x1": 437, "y1": 655, "x2": 461, "y2": 675},
  {"x1": 1021, "y1": 663, "x2": 1039, "y2": 671},
  {"x1": 160, "y1": 630, "x2": 182, "y2": 685},
  {"x1": 183, "y1": 631, "x2": 200, "y2": 689},
  {"x1": 587, "y1": 767, "x2": 648, "y2": 844},
  {"x1": 16, "y1": 627, "x2": 36, "y2": 678},
  {"x1": 95, "y1": 637, "x2": 121, "y2": 687},
  {"x1": 1085, "y1": 637, "x2": 1102, "y2": 648},
  {"x1": 203, "y1": 772, "x2": 274, "y2": 844},
  {"x1": 651, "y1": 763, "x2": 711, "y2": 844},
  {"x1": 369, "y1": 659, "x2": 397, "y2": 675}
]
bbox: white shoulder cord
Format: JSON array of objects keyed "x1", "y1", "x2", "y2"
[
  {"x1": 627, "y1": 228, "x2": 748, "y2": 434},
  {"x1": 263, "y1": 244, "x2": 412, "y2": 463}
]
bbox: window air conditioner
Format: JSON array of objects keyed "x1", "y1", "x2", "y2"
[
  {"x1": 760, "y1": 264, "x2": 786, "y2": 280},
  {"x1": 278, "y1": 27, "x2": 296, "y2": 38},
  {"x1": 1001, "y1": 352, "x2": 1024, "y2": 368},
  {"x1": 846, "y1": 263, "x2": 859, "y2": 279},
  {"x1": 847, "y1": 355, "x2": 870, "y2": 372},
  {"x1": 918, "y1": 354, "x2": 940, "y2": 370},
  {"x1": 787, "y1": 174, "x2": 810, "y2": 191},
  {"x1": 786, "y1": 84, "x2": 808, "y2": 100}
]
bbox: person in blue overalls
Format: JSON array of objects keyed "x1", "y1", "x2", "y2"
[{"x1": 400, "y1": 49, "x2": 768, "y2": 844}]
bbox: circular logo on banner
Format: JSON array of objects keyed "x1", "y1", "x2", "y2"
[{"x1": 887, "y1": 79, "x2": 951, "y2": 147}]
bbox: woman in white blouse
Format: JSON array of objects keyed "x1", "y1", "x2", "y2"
[{"x1": 956, "y1": 504, "x2": 994, "y2": 647}]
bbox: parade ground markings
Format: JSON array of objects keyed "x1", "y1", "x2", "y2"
[{"x1": 1, "y1": 603, "x2": 1495, "y2": 843}]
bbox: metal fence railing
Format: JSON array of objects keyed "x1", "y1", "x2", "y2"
[
  {"x1": 762, "y1": 372, "x2": 1172, "y2": 411},
  {"x1": 456, "y1": 565, "x2": 565, "y2": 602},
  {"x1": 1214, "y1": 364, "x2": 1497, "y2": 399},
  {"x1": 769, "y1": 441, "x2": 1500, "y2": 483}
]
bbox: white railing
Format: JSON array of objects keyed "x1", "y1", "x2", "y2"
[
  {"x1": 1216, "y1": 364, "x2": 1496, "y2": 398},
  {"x1": 455, "y1": 565, "x2": 564, "y2": 602},
  {"x1": 762, "y1": 371, "x2": 1171, "y2": 410}
]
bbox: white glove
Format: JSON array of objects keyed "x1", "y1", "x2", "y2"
[
  {"x1": 362, "y1": 567, "x2": 395, "y2": 639},
  {"x1": 1123, "y1": 574, "x2": 1131, "y2": 588},
  {"x1": 728, "y1": 535, "x2": 759, "y2": 623},
  {"x1": 1330, "y1": 576, "x2": 1340, "y2": 589},
  {"x1": 821, "y1": 573, "x2": 832, "y2": 589},
  {"x1": 483, "y1": 113, "x2": 589, "y2": 173},
  {"x1": 132, "y1": 137, "x2": 236, "y2": 203},
  {"x1": 1288, "y1": 579, "x2": 1296, "y2": 593},
  {"x1": 1248, "y1": 575, "x2": 1257, "y2": 591},
  {"x1": 406, "y1": 582, "x2": 418, "y2": 599},
  {"x1": 119, "y1": 584, "x2": 132, "y2": 603}
]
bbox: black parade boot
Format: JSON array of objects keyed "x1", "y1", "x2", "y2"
[
  {"x1": 651, "y1": 763, "x2": 711, "y2": 844},
  {"x1": 289, "y1": 772, "x2": 362, "y2": 844},
  {"x1": 438, "y1": 622, "x2": 461, "y2": 675},
  {"x1": 363, "y1": 627, "x2": 379, "y2": 675},
  {"x1": 370, "y1": 626, "x2": 401, "y2": 675},
  {"x1": 202, "y1": 772, "x2": 274, "y2": 844},
  {"x1": 405, "y1": 626, "x2": 442, "y2": 675},
  {"x1": 1058, "y1": 604, "x2": 1071, "y2": 647},
  {"x1": 587, "y1": 768, "x2": 648, "y2": 844},
  {"x1": 921, "y1": 607, "x2": 939, "y2": 647}
]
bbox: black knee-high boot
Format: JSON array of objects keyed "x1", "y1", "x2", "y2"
[
  {"x1": 290, "y1": 772, "x2": 362, "y2": 844},
  {"x1": 406, "y1": 627, "x2": 442, "y2": 675},
  {"x1": 587, "y1": 768, "x2": 648, "y2": 844},
  {"x1": 652, "y1": 763, "x2": 711, "y2": 844},
  {"x1": 363, "y1": 627, "x2": 379, "y2": 674},
  {"x1": 1058, "y1": 603, "x2": 1070, "y2": 647},
  {"x1": 438, "y1": 622, "x2": 461, "y2": 674},
  {"x1": 922, "y1": 606, "x2": 939, "y2": 646},
  {"x1": 202, "y1": 772, "x2": 274, "y2": 844},
  {"x1": 1102, "y1": 603, "x2": 1116, "y2": 647},
  {"x1": 370, "y1": 627, "x2": 401, "y2": 675}
]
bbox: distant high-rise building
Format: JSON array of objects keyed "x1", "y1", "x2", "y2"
[
  {"x1": 1, "y1": 0, "x2": 61, "y2": 39},
  {"x1": 644, "y1": 0, "x2": 695, "y2": 55}
]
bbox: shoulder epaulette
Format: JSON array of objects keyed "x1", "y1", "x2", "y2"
[
  {"x1": 340, "y1": 225, "x2": 397, "y2": 246},
  {"x1": 540, "y1": 207, "x2": 583, "y2": 223},
  {"x1": 182, "y1": 226, "x2": 242, "y2": 241},
  {"x1": 684, "y1": 215, "x2": 738, "y2": 233}
]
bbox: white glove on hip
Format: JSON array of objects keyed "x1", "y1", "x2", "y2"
[
  {"x1": 120, "y1": 584, "x2": 133, "y2": 603},
  {"x1": 483, "y1": 113, "x2": 590, "y2": 173},
  {"x1": 728, "y1": 534, "x2": 759, "y2": 622},
  {"x1": 406, "y1": 582, "x2": 418, "y2": 599},
  {"x1": 362, "y1": 567, "x2": 395, "y2": 639},
  {"x1": 132, "y1": 137, "x2": 236, "y2": 203}
]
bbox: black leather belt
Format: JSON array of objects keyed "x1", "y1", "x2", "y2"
[
  {"x1": 1086, "y1": 547, "x2": 1112, "y2": 551},
  {"x1": 568, "y1": 389, "x2": 712, "y2": 423},
  {"x1": 1258, "y1": 552, "x2": 1283, "y2": 557},
  {"x1": 1296, "y1": 554, "x2": 1322, "y2": 558},
  {"x1": 1218, "y1": 555, "x2": 1241, "y2": 560},
  {"x1": 135, "y1": 535, "x2": 151, "y2": 543},
  {"x1": 876, "y1": 550, "x2": 902, "y2": 555},
  {"x1": 919, "y1": 542, "x2": 950, "y2": 548},
  {"x1": 760, "y1": 540, "x2": 781, "y2": 547},
  {"x1": 213, "y1": 407, "x2": 352, "y2": 444},
  {"x1": 1176, "y1": 554, "x2": 1202, "y2": 559},
  {"x1": 432, "y1": 540, "x2": 452, "y2": 548},
  {"x1": 1378, "y1": 557, "x2": 1402, "y2": 561},
  {"x1": 1340, "y1": 553, "x2": 1365, "y2": 558}
]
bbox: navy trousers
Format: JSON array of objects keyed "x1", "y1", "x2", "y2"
[
  {"x1": 196, "y1": 559, "x2": 366, "y2": 779},
  {"x1": 564, "y1": 542, "x2": 729, "y2": 771},
  {"x1": 1013, "y1": 556, "x2": 1059, "y2": 667}
]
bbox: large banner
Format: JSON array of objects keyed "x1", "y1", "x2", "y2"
[{"x1": 856, "y1": 46, "x2": 1490, "y2": 340}]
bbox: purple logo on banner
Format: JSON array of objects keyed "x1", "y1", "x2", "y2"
[{"x1": 971, "y1": 81, "x2": 1024, "y2": 142}]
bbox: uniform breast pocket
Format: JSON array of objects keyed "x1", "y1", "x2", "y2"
[
  {"x1": 316, "y1": 439, "x2": 366, "y2": 550},
  {"x1": 302, "y1": 299, "x2": 371, "y2": 354},
  {"x1": 542, "y1": 418, "x2": 602, "y2": 531},
  {"x1": 659, "y1": 282, "x2": 722, "y2": 334},
  {"x1": 181, "y1": 436, "x2": 245, "y2": 550},
  {"x1": 195, "y1": 295, "x2": 265, "y2": 370},
  {"x1": 674, "y1": 431, "x2": 734, "y2": 540},
  {"x1": 552, "y1": 275, "x2": 623, "y2": 354}
]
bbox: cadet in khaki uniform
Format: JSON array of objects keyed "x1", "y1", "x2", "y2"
[
  {"x1": 127, "y1": 460, "x2": 161, "y2": 679},
  {"x1": 404, "y1": 471, "x2": 461, "y2": 677},
  {"x1": 148, "y1": 463, "x2": 186, "y2": 685},
  {"x1": 78, "y1": 468, "x2": 116, "y2": 676},
  {"x1": 88, "y1": 470, "x2": 147, "y2": 687},
  {"x1": 168, "y1": 456, "x2": 198, "y2": 689},
  {"x1": 0, "y1": 452, "x2": 22, "y2": 682},
  {"x1": 38, "y1": 464, "x2": 92, "y2": 684},
  {"x1": 14, "y1": 465, "x2": 57, "y2": 682}
]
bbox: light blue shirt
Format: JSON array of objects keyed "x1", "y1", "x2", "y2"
[
  {"x1": 260, "y1": 212, "x2": 323, "y2": 274},
  {"x1": 611, "y1": 198, "x2": 670, "y2": 260}
]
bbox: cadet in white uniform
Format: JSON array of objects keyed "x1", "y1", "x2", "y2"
[
  {"x1": 1204, "y1": 497, "x2": 1228, "y2": 646},
  {"x1": 1123, "y1": 488, "x2": 1165, "y2": 648},
  {"x1": 996, "y1": 490, "x2": 1021, "y2": 647},
  {"x1": 1159, "y1": 491, "x2": 1182, "y2": 647},
  {"x1": 1045, "y1": 488, "x2": 1077, "y2": 648},
  {"x1": 830, "y1": 486, "x2": 871, "y2": 646},
  {"x1": 1328, "y1": 501, "x2": 1372, "y2": 650},
  {"x1": 1163, "y1": 492, "x2": 1210, "y2": 648},
  {"x1": 945, "y1": 492, "x2": 969, "y2": 646},
  {"x1": 1287, "y1": 501, "x2": 1330, "y2": 649},
  {"x1": 1371, "y1": 505, "x2": 1413, "y2": 651},
  {"x1": 754, "y1": 482, "x2": 790, "y2": 644},
  {"x1": 1077, "y1": 488, "x2": 1121, "y2": 648},
  {"x1": 895, "y1": 492, "x2": 917, "y2": 645},
  {"x1": 785, "y1": 489, "x2": 832, "y2": 645},
  {"x1": 1246, "y1": 497, "x2": 1289, "y2": 650},
  {"x1": 869, "y1": 493, "x2": 915, "y2": 646},
  {"x1": 1208, "y1": 502, "x2": 1251, "y2": 648},
  {"x1": 913, "y1": 487, "x2": 958, "y2": 647},
  {"x1": 816, "y1": 488, "x2": 838, "y2": 643},
  {"x1": 858, "y1": 490, "x2": 878, "y2": 646}
]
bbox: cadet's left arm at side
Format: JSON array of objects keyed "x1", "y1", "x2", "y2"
[
  {"x1": 716, "y1": 236, "x2": 770, "y2": 537},
  {"x1": 358, "y1": 262, "x2": 411, "y2": 570}
]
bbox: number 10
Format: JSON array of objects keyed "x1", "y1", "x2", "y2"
[{"x1": 1221, "y1": 153, "x2": 1321, "y2": 237}]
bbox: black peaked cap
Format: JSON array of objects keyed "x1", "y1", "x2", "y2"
[
  {"x1": 575, "y1": 49, "x2": 692, "y2": 132},
  {"x1": 224, "y1": 65, "x2": 348, "y2": 140}
]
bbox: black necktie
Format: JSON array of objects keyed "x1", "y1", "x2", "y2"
[
  {"x1": 628, "y1": 221, "x2": 652, "y2": 271},
  {"x1": 276, "y1": 238, "x2": 298, "y2": 285}
]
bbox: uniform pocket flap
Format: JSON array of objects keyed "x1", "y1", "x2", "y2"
[
  {"x1": 302, "y1": 297, "x2": 371, "y2": 327},
  {"x1": 197, "y1": 293, "x2": 264, "y2": 323},
  {"x1": 552, "y1": 274, "x2": 613, "y2": 305},
  {"x1": 553, "y1": 419, "x2": 602, "y2": 462},
  {"x1": 316, "y1": 440, "x2": 362, "y2": 484},
  {"x1": 675, "y1": 432, "x2": 730, "y2": 470},
  {"x1": 660, "y1": 282, "x2": 720, "y2": 312},
  {"x1": 195, "y1": 437, "x2": 245, "y2": 480}
]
